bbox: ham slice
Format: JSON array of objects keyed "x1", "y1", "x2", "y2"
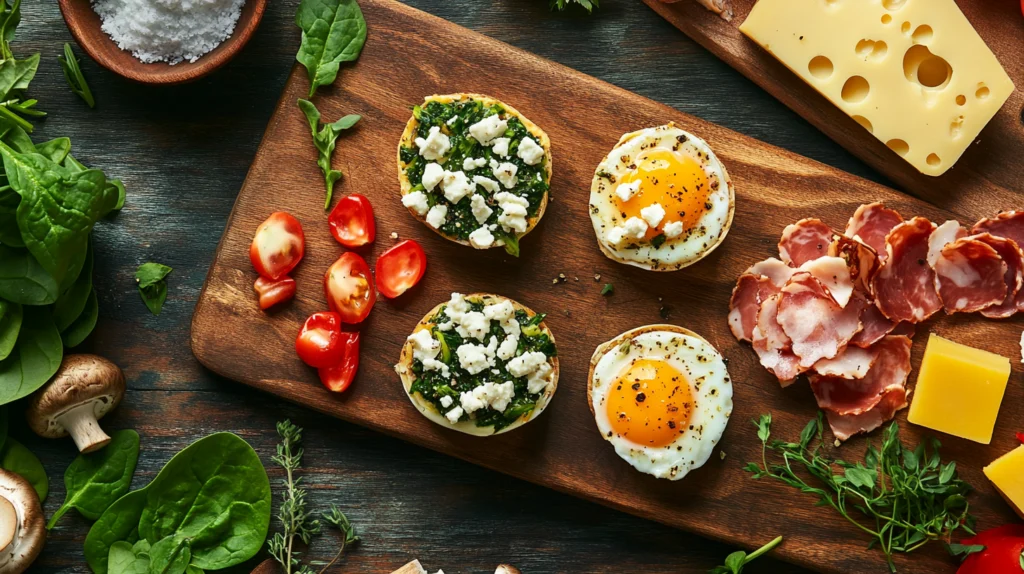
[
  {"x1": 972, "y1": 211, "x2": 1024, "y2": 312},
  {"x1": 849, "y1": 302, "x2": 896, "y2": 348},
  {"x1": 926, "y1": 220, "x2": 966, "y2": 266},
  {"x1": 845, "y1": 203, "x2": 903, "y2": 261},
  {"x1": 934, "y1": 237, "x2": 1007, "y2": 314},
  {"x1": 829, "y1": 235, "x2": 879, "y2": 295},
  {"x1": 973, "y1": 233, "x2": 1024, "y2": 319},
  {"x1": 812, "y1": 344, "x2": 881, "y2": 380},
  {"x1": 751, "y1": 294, "x2": 805, "y2": 384},
  {"x1": 872, "y1": 217, "x2": 942, "y2": 323},
  {"x1": 777, "y1": 273, "x2": 865, "y2": 367},
  {"x1": 779, "y1": 219, "x2": 833, "y2": 267},
  {"x1": 810, "y1": 336, "x2": 911, "y2": 416},
  {"x1": 728, "y1": 274, "x2": 778, "y2": 342},
  {"x1": 825, "y1": 386, "x2": 910, "y2": 442}
]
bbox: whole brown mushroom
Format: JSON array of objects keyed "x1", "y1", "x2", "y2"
[
  {"x1": 0, "y1": 469, "x2": 45, "y2": 573},
  {"x1": 26, "y1": 354, "x2": 126, "y2": 453}
]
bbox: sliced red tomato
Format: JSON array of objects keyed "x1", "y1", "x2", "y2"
[
  {"x1": 254, "y1": 276, "x2": 296, "y2": 310},
  {"x1": 956, "y1": 525, "x2": 1024, "y2": 574},
  {"x1": 324, "y1": 252, "x2": 376, "y2": 323},
  {"x1": 295, "y1": 312, "x2": 346, "y2": 368},
  {"x1": 318, "y1": 332, "x2": 359, "y2": 393},
  {"x1": 375, "y1": 239, "x2": 427, "y2": 298},
  {"x1": 250, "y1": 212, "x2": 305, "y2": 280},
  {"x1": 328, "y1": 194, "x2": 376, "y2": 248},
  {"x1": 1018, "y1": 431, "x2": 1024, "y2": 445}
]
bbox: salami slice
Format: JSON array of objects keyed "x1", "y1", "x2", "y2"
[
  {"x1": 973, "y1": 211, "x2": 1024, "y2": 312},
  {"x1": 973, "y1": 233, "x2": 1024, "y2": 319},
  {"x1": 777, "y1": 272, "x2": 865, "y2": 367},
  {"x1": 779, "y1": 218, "x2": 833, "y2": 267},
  {"x1": 872, "y1": 217, "x2": 942, "y2": 323},
  {"x1": 934, "y1": 237, "x2": 1007, "y2": 314},
  {"x1": 810, "y1": 336, "x2": 911, "y2": 416},
  {"x1": 728, "y1": 274, "x2": 778, "y2": 342},
  {"x1": 926, "y1": 220, "x2": 966, "y2": 267},
  {"x1": 829, "y1": 235, "x2": 879, "y2": 295},
  {"x1": 825, "y1": 386, "x2": 909, "y2": 442},
  {"x1": 848, "y1": 302, "x2": 896, "y2": 348},
  {"x1": 751, "y1": 295, "x2": 805, "y2": 384},
  {"x1": 845, "y1": 203, "x2": 903, "y2": 260}
]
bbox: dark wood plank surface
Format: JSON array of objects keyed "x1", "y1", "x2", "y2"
[
  {"x1": 15, "y1": 0, "x2": 990, "y2": 572},
  {"x1": 190, "y1": 1, "x2": 1024, "y2": 573}
]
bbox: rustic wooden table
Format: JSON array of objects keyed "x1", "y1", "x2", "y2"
[{"x1": 19, "y1": 0, "x2": 893, "y2": 571}]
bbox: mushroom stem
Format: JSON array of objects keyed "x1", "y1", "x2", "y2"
[
  {"x1": 0, "y1": 497, "x2": 14, "y2": 552},
  {"x1": 56, "y1": 404, "x2": 111, "y2": 453}
]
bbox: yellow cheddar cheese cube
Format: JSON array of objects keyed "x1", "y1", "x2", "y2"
[
  {"x1": 739, "y1": 0, "x2": 1015, "y2": 176},
  {"x1": 984, "y1": 446, "x2": 1024, "y2": 519},
  {"x1": 907, "y1": 334, "x2": 1010, "y2": 444}
]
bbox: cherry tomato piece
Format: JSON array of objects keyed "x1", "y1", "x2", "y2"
[
  {"x1": 1018, "y1": 431, "x2": 1024, "y2": 445},
  {"x1": 318, "y1": 332, "x2": 359, "y2": 393},
  {"x1": 375, "y1": 239, "x2": 427, "y2": 298},
  {"x1": 328, "y1": 194, "x2": 376, "y2": 248},
  {"x1": 295, "y1": 312, "x2": 346, "y2": 368},
  {"x1": 957, "y1": 525, "x2": 1024, "y2": 574},
  {"x1": 250, "y1": 212, "x2": 305, "y2": 280},
  {"x1": 324, "y1": 252, "x2": 376, "y2": 323},
  {"x1": 254, "y1": 276, "x2": 296, "y2": 310}
]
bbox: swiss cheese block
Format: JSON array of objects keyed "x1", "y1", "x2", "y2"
[
  {"x1": 983, "y1": 445, "x2": 1024, "y2": 519},
  {"x1": 907, "y1": 334, "x2": 1010, "y2": 444},
  {"x1": 739, "y1": 0, "x2": 1014, "y2": 176}
]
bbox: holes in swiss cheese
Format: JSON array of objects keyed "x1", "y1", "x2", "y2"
[
  {"x1": 926, "y1": 153, "x2": 941, "y2": 167},
  {"x1": 841, "y1": 76, "x2": 870, "y2": 103},
  {"x1": 881, "y1": 14, "x2": 892, "y2": 24},
  {"x1": 912, "y1": 25, "x2": 933, "y2": 44},
  {"x1": 901, "y1": 21, "x2": 911, "y2": 34},
  {"x1": 950, "y1": 116, "x2": 964, "y2": 139},
  {"x1": 886, "y1": 139, "x2": 910, "y2": 156},
  {"x1": 976, "y1": 83, "x2": 990, "y2": 99},
  {"x1": 855, "y1": 39, "x2": 888, "y2": 61},
  {"x1": 882, "y1": 0, "x2": 906, "y2": 10},
  {"x1": 903, "y1": 45, "x2": 952, "y2": 89},
  {"x1": 852, "y1": 115, "x2": 873, "y2": 133},
  {"x1": 956, "y1": 94, "x2": 966, "y2": 106},
  {"x1": 808, "y1": 56, "x2": 834, "y2": 79}
]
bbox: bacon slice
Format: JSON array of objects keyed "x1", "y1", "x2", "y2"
[
  {"x1": 829, "y1": 235, "x2": 879, "y2": 295},
  {"x1": 872, "y1": 217, "x2": 942, "y2": 323},
  {"x1": 751, "y1": 294, "x2": 805, "y2": 384},
  {"x1": 825, "y1": 386, "x2": 909, "y2": 442},
  {"x1": 926, "y1": 220, "x2": 966, "y2": 267},
  {"x1": 972, "y1": 211, "x2": 1024, "y2": 312},
  {"x1": 812, "y1": 344, "x2": 880, "y2": 380},
  {"x1": 845, "y1": 203, "x2": 903, "y2": 261},
  {"x1": 848, "y1": 302, "x2": 896, "y2": 348},
  {"x1": 779, "y1": 218, "x2": 833, "y2": 267},
  {"x1": 777, "y1": 273, "x2": 865, "y2": 367},
  {"x1": 728, "y1": 274, "x2": 777, "y2": 342},
  {"x1": 810, "y1": 336, "x2": 911, "y2": 417},
  {"x1": 973, "y1": 233, "x2": 1024, "y2": 319},
  {"x1": 934, "y1": 237, "x2": 1007, "y2": 314}
]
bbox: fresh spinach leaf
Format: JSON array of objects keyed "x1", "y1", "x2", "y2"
[
  {"x1": 0, "y1": 245, "x2": 59, "y2": 305},
  {"x1": 0, "y1": 186, "x2": 21, "y2": 246},
  {"x1": 108, "y1": 179, "x2": 126, "y2": 212},
  {"x1": 0, "y1": 405, "x2": 9, "y2": 452},
  {"x1": 297, "y1": 99, "x2": 359, "y2": 209},
  {"x1": 295, "y1": 0, "x2": 367, "y2": 98},
  {"x1": 108, "y1": 540, "x2": 150, "y2": 574},
  {"x1": 0, "y1": 305, "x2": 61, "y2": 404},
  {"x1": 61, "y1": 289, "x2": 97, "y2": 348},
  {"x1": 149, "y1": 536, "x2": 192, "y2": 574},
  {"x1": 0, "y1": 436, "x2": 47, "y2": 500},
  {"x1": 135, "y1": 262, "x2": 171, "y2": 315},
  {"x1": 35, "y1": 136, "x2": 71, "y2": 164},
  {"x1": 49, "y1": 429, "x2": 140, "y2": 529},
  {"x1": 58, "y1": 43, "x2": 94, "y2": 108},
  {"x1": 550, "y1": 0, "x2": 598, "y2": 12},
  {"x1": 85, "y1": 489, "x2": 149, "y2": 574},
  {"x1": 0, "y1": 0, "x2": 21, "y2": 54},
  {"x1": 0, "y1": 298, "x2": 21, "y2": 360},
  {"x1": 52, "y1": 239, "x2": 92, "y2": 332}
]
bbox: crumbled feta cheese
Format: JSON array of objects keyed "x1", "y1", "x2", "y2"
[
  {"x1": 508, "y1": 351, "x2": 548, "y2": 378},
  {"x1": 440, "y1": 395, "x2": 453, "y2": 408},
  {"x1": 470, "y1": 194, "x2": 493, "y2": 225},
  {"x1": 441, "y1": 170, "x2": 476, "y2": 204},
  {"x1": 491, "y1": 137, "x2": 510, "y2": 158},
  {"x1": 527, "y1": 362, "x2": 553, "y2": 394},
  {"x1": 468, "y1": 114, "x2": 508, "y2": 145},
  {"x1": 497, "y1": 334, "x2": 518, "y2": 360},
  {"x1": 473, "y1": 176, "x2": 500, "y2": 194},
  {"x1": 421, "y1": 162, "x2": 445, "y2": 192},
  {"x1": 425, "y1": 204, "x2": 448, "y2": 229},
  {"x1": 414, "y1": 126, "x2": 450, "y2": 160},
  {"x1": 640, "y1": 203, "x2": 666, "y2": 229},
  {"x1": 605, "y1": 226, "x2": 626, "y2": 246},
  {"x1": 459, "y1": 389, "x2": 486, "y2": 414},
  {"x1": 663, "y1": 220, "x2": 684, "y2": 239},
  {"x1": 517, "y1": 137, "x2": 544, "y2": 165},
  {"x1": 421, "y1": 357, "x2": 450, "y2": 378},
  {"x1": 444, "y1": 406, "x2": 463, "y2": 423},
  {"x1": 622, "y1": 216, "x2": 648, "y2": 239},
  {"x1": 401, "y1": 191, "x2": 429, "y2": 216},
  {"x1": 460, "y1": 381, "x2": 515, "y2": 414},
  {"x1": 483, "y1": 299, "x2": 515, "y2": 322},
  {"x1": 463, "y1": 157, "x2": 487, "y2": 171},
  {"x1": 615, "y1": 181, "x2": 640, "y2": 202},
  {"x1": 457, "y1": 311, "x2": 489, "y2": 341},
  {"x1": 456, "y1": 337, "x2": 497, "y2": 374},
  {"x1": 495, "y1": 192, "x2": 529, "y2": 234},
  {"x1": 444, "y1": 293, "x2": 469, "y2": 323},
  {"x1": 468, "y1": 226, "x2": 495, "y2": 249},
  {"x1": 446, "y1": 116, "x2": 458, "y2": 125},
  {"x1": 492, "y1": 162, "x2": 519, "y2": 189},
  {"x1": 407, "y1": 329, "x2": 439, "y2": 362}
]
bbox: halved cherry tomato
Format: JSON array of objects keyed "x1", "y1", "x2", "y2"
[
  {"x1": 295, "y1": 312, "x2": 346, "y2": 368},
  {"x1": 1017, "y1": 431, "x2": 1024, "y2": 445},
  {"x1": 324, "y1": 252, "x2": 376, "y2": 323},
  {"x1": 328, "y1": 194, "x2": 376, "y2": 248},
  {"x1": 254, "y1": 276, "x2": 296, "y2": 310},
  {"x1": 250, "y1": 212, "x2": 305, "y2": 280},
  {"x1": 956, "y1": 525, "x2": 1024, "y2": 574},
  {"x1": 375, "y1": 239, "x2": 426, "y2": 298},
  {"x1": 318, "y1": 332, "x2": 359, "y2": 393}
]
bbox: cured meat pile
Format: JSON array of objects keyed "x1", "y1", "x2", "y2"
[{"x1": 729, "y1": 204, "x2": 1024, "y2": 441}]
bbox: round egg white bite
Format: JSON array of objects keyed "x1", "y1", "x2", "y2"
[
  {"x1": 589, "y1": 123, "x2": 735, "y2": 271},
  {"x1": 588, "y1": 324, "x2": 733, "y2": 480}
]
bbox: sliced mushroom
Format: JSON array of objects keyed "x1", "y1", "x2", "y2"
[
  {"x1": 0, "y1": 470, "x2": 44, "y2": 573},
  {"x1": 25, "y1": 354, "x2": 126, "y2": 453}
]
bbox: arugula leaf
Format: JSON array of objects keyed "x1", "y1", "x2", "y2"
[
  {"x1": 58, "y1": 43, "x2": 94, "y2": 108},
  {"x1": 549, "y1": 0, "x2": 598, "y2": 13},
  {"x1": 297, "y1": 98, "x2": 360, "y2": 209},
  {"x1": 135, "y1": 262, "x2": 171, "y2": 315},
  {"x1": 49, "y1": 429, "x2": 140, "y2": 529},
  {"x1": 295, "y1": 0, "x2": 367, "y2": 98},
  {"x1": 0, "y1": 436, "x2": 47, "y2": 500}
]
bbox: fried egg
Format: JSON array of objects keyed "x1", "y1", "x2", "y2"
[
  {"x1": 588, "y1": 325, "x2": 733, "y2": 480},
  {"x1": 589, "y1": 123, "x2": 735, "y2": 271}
]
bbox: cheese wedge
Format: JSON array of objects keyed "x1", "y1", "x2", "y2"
[
  {"x1": 984, "y1": 445, "x2": 1024, "y2": 519},
  {"x1": 740, "y1": 0, "x2": 1014, "y2": 176}
]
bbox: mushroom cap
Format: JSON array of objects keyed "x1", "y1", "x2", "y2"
[
  {"x1": 25, "y1": 354, "x2": 126, "y2": 438},
  {"x1": 495, "y1": 566, "x2": 521, "y2": 574},
  {"x1": 0, "y1": 469, "x2": 45, "y2": 573}
]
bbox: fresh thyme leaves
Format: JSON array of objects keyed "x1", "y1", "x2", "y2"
[
  {"x1": 601, "y1": 283, "x2": 614, "y2": 296},
  {"x1": 58, "y1": 43, "x2": 94, "y2": 108},
  {"x1": 549, "y1": 0, "x2": 598, "y2": 13},
  {"x1": 947, "y1": 543, "x2": 985, "y2": 561},
  {"x1": 297, "y1": 98, "x2": 360, "y2": 209},
  {"x1": 320, "y1": 505, "x2": 359, "y2": 572},
  {"x1": 745, "y1": 413, "x2": 975, "y2": 572},
  {"x1": 709, "y1": 535, "x2": 783, "y2": 574}
]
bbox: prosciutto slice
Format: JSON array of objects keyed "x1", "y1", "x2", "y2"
[
  {"x1": 972, "y1": 211, "x2": 1024, "y2": 312},
  {"x1": 926, "y1": 220, "x2": 966, "y2": 266},
  {"x1": 845, "y1": 203, "x2": 903, "y2": 260},
  {"x1": 872, "y1": 217, "x2": 942, "y2": 323},
  {"x1": 751, "y1": 294, "x2": 805, "y2": 384},
  {"x1": 812, "y1": 344, "x2": 881, "y2": 380},
  {"x1": 825, "y1": 386, "x2": 909, "y2": 442},
  {"x1": 934, "y1": 237, "x2": 1007, "y2": 314},
  {"x1": 745, "y1": 257, "x2": 796, "y2": 288},
  {"x1": 810, "y1": 336, "x2": 911, "y2": 416},
  {"x1": 848, "y1": 302, "x2": 896, "y2": 348},
  {"x1": 798, "y1": 256, "x2": 854, "y2": 308},
  {"x1": 779, "y1": 219, "x2": 833, "y2": 267},
  {"x1": 973, "y1": 233, "x2": 1024, "y2": 319},
  {"x1": 728, "y1": 274, "x2": 778, "y2": 342},
  {"x1": 829, "y1": 235, "x2": 879, "y2": 295},
  {"x1": 777, "y1": 273, "x2": 865, "y2": 367}
]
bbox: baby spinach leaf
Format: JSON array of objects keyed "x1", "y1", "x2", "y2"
[
  {"x1": 52, "y1": 239, "x2": 92, "y2": 332},
  {"x1": 0, "y1": 405, "x2": 9, "y2": 452},
  {"x1": 49, "y1": 429, "x2": 140, "y2": 529},
  {"x1": 1, "y1": 436, "x2": 47, "y2": 500},
  {"x1": 35, "y1": 136, "x2": 71, "y2": 164},
  {"x1": 0, "y1": 0, "x2": 21, "y2": 54},
  {"x1": 149, "y1": 536, "x2": 192, "y2": 574},
  {"x1": 85, "y1": 489, "x2": 149, "y2": 574},
  {"x1": 58, "y1": 43, "x2": 94, "y2": 108},
  {"x1": 108, "y1": 541, "x2": 150, "y2": 574},
  {"x1": 61, "y1": 289, "x2": 98, "y2": 348},
  {"x1": 297, "y1": 98, "x2": 360, "y2": 209},
  {"x1": 0, "y1": 299, "x2": 21, "y2": 360},
  {"x1": 0, "y1": 186, "x2": 20, "y2": 247},
  {"x1": 0, "y1": 245, "x2": 59, "y2": 305},
  {"x1": 108, "y1": 179, "x2": 126, "y2": 212},
  {"x1": 0, "y1": 305, "x2": 61, "y2": 404},
  {"x1": 295, "y1": 0, "x2": 367, "y2": 97},
  {"x1": 135, "y1": 262, "x2": 171, "y2": 315}
]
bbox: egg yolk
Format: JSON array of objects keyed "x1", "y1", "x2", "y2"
[
  {"x1": 616, "y1": 149, "x2": 711, "y2": 240},
  {"x1": 605, "y1": 358, "x2": 694, "y2": 447}
]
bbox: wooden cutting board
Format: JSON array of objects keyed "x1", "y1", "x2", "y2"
[
  {"x1": 642, "y1": 0, "x2": 1024, "y2": 219},
  {"x1": 190, "y1": 1, "x2": 1024, "y2": 572}
]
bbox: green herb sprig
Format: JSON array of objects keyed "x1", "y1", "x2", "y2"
[
  {"x1": 297, "y1": 99, "x2": 360, "y2": 209},
  {"x1": 745, "y1": 413, "x2": 975, "y2": 572},
  {"x1": 58, "y1": 43, "x2": 94, "y2": 108},
  {"x1": 550, "y1": 0, "x2": 598, "y2": 13},
  {"x1": 135, "y1": 262, "x2": 172, "y2": 315},
  {"x1": 709, "y1": 535, "x2": 783, "y2": 574}
]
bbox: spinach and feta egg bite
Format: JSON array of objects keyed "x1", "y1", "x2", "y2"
[
  {"x1": 397, "y1": 94, "x2": 552, "y2": 256},
  {"x1": 588, "y1": 325, "x2": 733, "y2": 480},
  {"x1": 589, "y1": 123, "x2": 735, "y2": 271},
  {"x1": 395, "y1": 293, "x2": 558, "y2": 436}
]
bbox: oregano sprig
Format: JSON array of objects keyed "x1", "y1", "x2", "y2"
[{"x1": 297, "y1": 98, "x2": 360, "y2": 209}]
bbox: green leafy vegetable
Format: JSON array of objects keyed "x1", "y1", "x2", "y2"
[
  {"x1": 61, "y1": 289, "x2": 97, "y2": 348},
  {"x1": 0, "y1": 305, "x2": 61, "y2": 404},
  {"x1": 297, "y1": 99, "x2": 360, "y2": 209},
  {"x1": 0, "y1": 1, "x2": 43, "y2": 133},
  {"x1": 58, "y1": 43, "x2": 94, "y2": 108},
  {"x1": 0, "y1": 298, "x2": 22, "y2": 360},
  {"x1": 51, "y1": 240, "x2": 92, "y2": 332},
  {"x1": 947, "y1": 543, "x2": 985, "y2": 561},
  {"x1": 0, "y1": 244, "x2": 60, "y2": 305},
  {"x1": 745, "y1": 413, "x2": 975, "y2": 572},
  {"x1": 295, "y1": 0, "x2": 367, "y2": 98},
  {"x1": 600, "y1": 283, "x2": 613, "y2": 296},
  {"x1": 550, "y1": 0, "x2": 598, "y2": 12},
  {"x1": 319, "y1": 505, "x2": 359, "y2": 572},
  {"x1": 1, "y1": 436, "x2": 47, "y2": 500},
  {"x1": 48, "y1": 429, "x2": 140, "y2": 529},
  {"x1": 709, "y1": 536, "x2": 782, "y2": 574},
  {"x1": 107, "y1": 540, "x2": 151, "y2": 574},
  {"x1": 135, "y1": 262, "x2": 172, "y2": 315}
]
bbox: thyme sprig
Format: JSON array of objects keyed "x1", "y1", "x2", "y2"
[{"x1": 269, "y1": 420, "x2": 321, "y2": 574}]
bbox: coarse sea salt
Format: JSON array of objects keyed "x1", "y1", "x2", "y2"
[{"x1": 92, "y1": 0, "x2": 246, "y2": 65}]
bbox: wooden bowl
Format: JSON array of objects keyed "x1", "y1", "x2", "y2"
[{"x1": 57, "y1": 0, "x2": 268, "y2": 85}]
